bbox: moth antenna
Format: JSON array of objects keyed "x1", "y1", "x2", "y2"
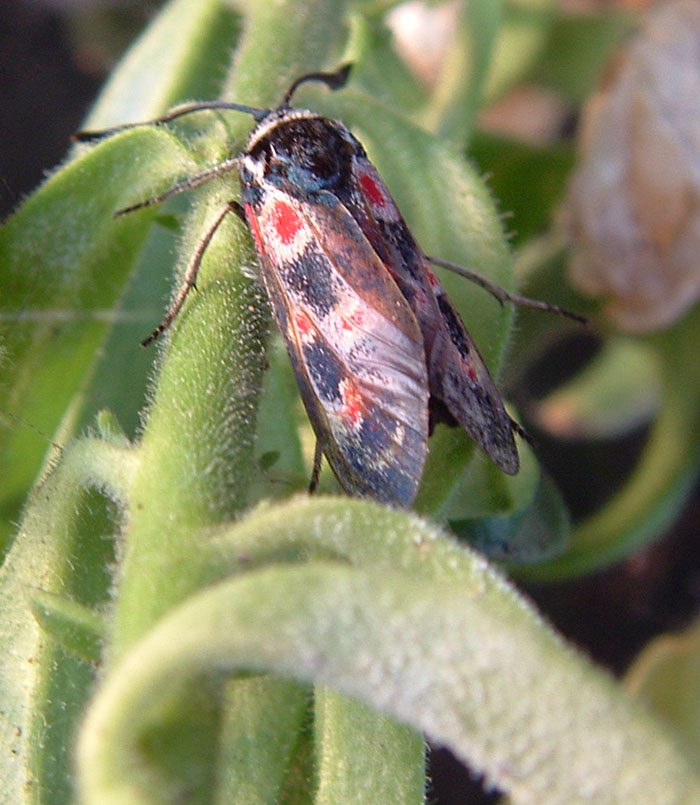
[
  {"x1": 281, "y1": 63, "x2": 353, "y2": 108},
  {"x1": 73, "y1": 101, "x2": 269, "y2": 142},
  {"x1": 427, "y1": 255, "x2": 587, "y2": 325},
  {"x1": 74, "y1": 66, "x2": 352, "y2": 142}
]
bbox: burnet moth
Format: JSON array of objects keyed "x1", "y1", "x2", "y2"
[{"x1": 75, "y1": 65, "x2": 583, "y2": 508}]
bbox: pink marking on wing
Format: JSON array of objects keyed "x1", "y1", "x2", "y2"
[
  {"x1": 359, "y1": 172, "x2": 386, "y2": 209},
  {"x1": 271, "y1": 200, "x2": 303, "y2": 244},
  {"x1": 340, "y1": 308, "x2": 365, "y2": 332}
]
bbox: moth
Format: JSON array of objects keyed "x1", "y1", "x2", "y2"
[{"x1": 76, "y1": 65, "x2": 582, "y2": 508}]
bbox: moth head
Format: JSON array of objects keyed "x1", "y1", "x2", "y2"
[{"x1": 242, "y1": 109, "x2": 361, "y2": 193}]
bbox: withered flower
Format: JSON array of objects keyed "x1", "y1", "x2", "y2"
[{"x1": 568, "y1": 0, "x2": 700, "y2": 332}]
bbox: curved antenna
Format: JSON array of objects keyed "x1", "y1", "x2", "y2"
[
  {"x1": 281, "y1": 63, "x2": 352, "y2": 108},
  {"x1": 73, "y1": 65, "x2": 353, "y2": 142},
  {"x1": 73, "y1": 100, "x2": 270, "y2": 142}
]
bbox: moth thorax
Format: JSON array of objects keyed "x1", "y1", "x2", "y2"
[{"x1": 245, "y1": 108, "x2": 320, "y2": 153}]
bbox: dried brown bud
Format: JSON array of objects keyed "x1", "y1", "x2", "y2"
[{"x1": 567, "y1": 0, "x2": 700, "y2": 332}]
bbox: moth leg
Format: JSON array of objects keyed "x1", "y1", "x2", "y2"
[
  {"x1": 426, "y1": 255, "x2": 586, "y2": 325},
  {"x1": 510, "y1": 417, "x2": 534, "y2": 446},
  {"x1": 142, "y1": 199, "x2": 240, "y2": 347},
  {"x1": 309, "y1": 440, "x2": 324, "y2": 494},
  {"x1": 115, "y1": 156, "x2": 240, "y2": 216},
  {"x1": 230, "y1": 200, "x2": 246, "y2": 223}
]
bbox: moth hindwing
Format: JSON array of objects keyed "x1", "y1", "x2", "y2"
[{"x1": 79, "y1": 65, "x2": 563, "y2": 507}]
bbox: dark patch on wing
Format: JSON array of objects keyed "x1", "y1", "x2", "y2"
[
  {"x1": 280, "y1": 249, "x2": 338, "y2": 317},
  {"x1": 436, "y1": 294, "x2": 471, "y2": 359},
  {"x1": 302, "y1": 339, "x2": 344, "y2": 405}
]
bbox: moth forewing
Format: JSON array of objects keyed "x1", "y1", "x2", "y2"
[{"x1": 241, "y1": 183, "x2": 429, "y2": 507}]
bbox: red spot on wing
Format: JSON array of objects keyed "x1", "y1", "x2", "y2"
[
  {"x1": 425, "y1": 266, "x2": 439, "y2": 287},
  {"x1": 359, "y1": 172, "x2": 386, "y2": 208},
  {"x1": 244, "y1": 203, "x2": 265, "y2": 254},
  {"x1": 271, "y1": 200, "x2": 303, "y2": 244},
  {"x1": 340, "y1": 379, "x2": 365, "y2": 426},
  {"x1": 294, "y1": 311, "x2": 313, "y2": 339}
]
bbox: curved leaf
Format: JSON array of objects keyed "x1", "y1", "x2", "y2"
[
  {"x1": 0, "y1": 437, "x2": 136, "y2": 802},
  {"x1": 626, "y1": 620, "x2": 700, "y2": 768},
  {"x1": 76, "y1": 511, "x2": 700, "y2": 803},
  {"x1": 0, "y1": 0, "x2": 241, "y2": 553}
]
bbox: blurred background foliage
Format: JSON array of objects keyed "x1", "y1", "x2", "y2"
[{"x1": 1, "y1": 0, "x2": 699, "y2": 801}]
